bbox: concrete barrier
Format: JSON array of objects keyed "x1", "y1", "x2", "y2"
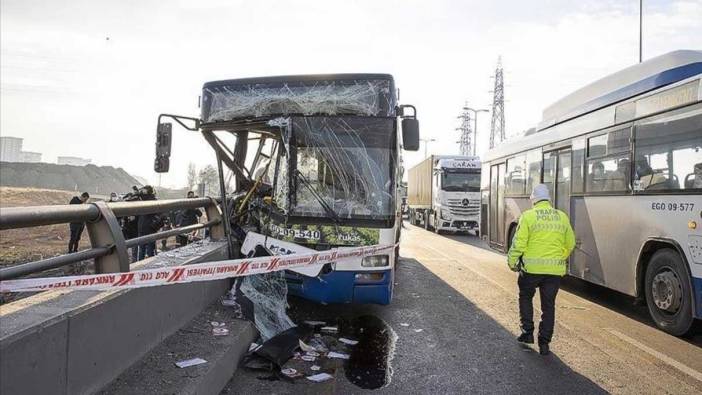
[{"x1": 0, "y1": 241, "x2": 231, "y2": 395}]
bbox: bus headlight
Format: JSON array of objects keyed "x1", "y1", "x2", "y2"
[{"x1": 361, "y1": 255, "x2": 389, "y2": 267}]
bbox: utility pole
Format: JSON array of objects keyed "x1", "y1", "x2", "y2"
[
  {"x1": 456, "y1": 105, "x2": 473, "y2": 156},
  {"x1": 639, "y1": 0, "x2": 643, "y2": 63},
  {"x1": 420, "y1": 138, "x2": 436, "y2": 159},
  {"x1": 463, "y1": 106, "x2": 489, "y2": 156},
  {"x1": 489, "y1": 56, "x2": 506, "y2": 149}
]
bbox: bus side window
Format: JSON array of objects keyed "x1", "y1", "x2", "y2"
[
  {"x1": 585, "y1": 128, "x2": 631, "y2": 193},
  {"x1": 634, "y1": 109, "x2": 702, "y2": 192},
  {"x1": 572, "y1": 139, "x2": 585, "y2": 193}
]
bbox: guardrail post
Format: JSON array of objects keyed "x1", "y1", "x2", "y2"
[
  {"x1": 86, "y1": 201, "x2": 130, "y2": 273},
  {"x1": 204, "y1": 198, "x2": 225, "y2": 240}
]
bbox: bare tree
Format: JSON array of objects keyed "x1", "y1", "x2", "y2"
[
  {"x1": 186, "y1": 162, "x2": 197, "y2": 190},
  {"x1": 198, "y1": 165, "x2": 219, "y2": 196}
]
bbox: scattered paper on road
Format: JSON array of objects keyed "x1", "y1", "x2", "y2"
[
  {"x1": 304, "y1": 320, "x2": 327, "y2": 326},
  {"x1": 339, "y1": 338, "x2": 358, "y2": 345},
  {"x1": 321, "y1": 326, "x2": 338, "y2": 334},
  {"x1": 302, "y1": 355, "x2": 316, "y2": 362},
  {"x1": 414, "y1": 329, "x2": 423, "y2": 333},
  {"x1": 307, "y1": 373, "x2": 333, "y2": 382},
  {"x1": 311, "y1": 365, "x2": 321, "y2": 371},
  {"x1": 175, "y1": 358, "x2": 207, "y2": 368},
  {"x1": 248, "y1": 342, "x2": 261, "y2": 352},
  {"x1": 327, "y1": 351, "x2": 350, "y2": 359},
  {"x1": 212, "y1": 327, "x2": 229, "y2": 336},
  {"x1": 299, "y1": 340, "x2": 316, "y2": 352},
  {"x1": 400, "y1": 323, "x2": 410, "y2": 327}
]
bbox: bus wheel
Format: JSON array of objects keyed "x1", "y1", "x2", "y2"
[{"x1": 644, "y1": 249, "x2": 694, "y2": 336}]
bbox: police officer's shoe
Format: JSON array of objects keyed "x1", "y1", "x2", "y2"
[
  {"x1": 517, "y1": 332, "x2": 534, "y2": 344},
  {"x1": 538, "y1": 343, "x2": 550, "y2": 356}
]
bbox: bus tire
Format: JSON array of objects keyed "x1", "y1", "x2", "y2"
[{"x1": 644, "y1": 248, "x2": 694, "y2": 336}]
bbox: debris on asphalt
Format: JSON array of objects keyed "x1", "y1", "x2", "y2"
[
  {"x1": 281, "y1": 368, "x2": 302, "y2": 378},
  {"x1": 242, "y1": 326, "x2": 312, "y2": 370},
  {"x1": 301, "y1": 355, "x2": 316, "y2": 362},
  {"x1": 304, "y1": 320, "x2": 327, "y2": 326},
  {"x1": 339, "y1": 337, "x2": 359, "y2": 345},
  {"x1": 175, "y1": 358, "x2": 207, "y2": 368},
  {"x1": 305, "y1": 351, "x2": 320, "y2": 357},
  {"x1": 400, "y1": 323, "x2": 410, "y2": 327},
  {"x1": 308, "y1": 337, "x2": 329, "y2": 352},
  {"x1": 311, "y1": 365, "x2": 321, "y2": 371},
  {"x1": 299, "y1": 340, "x2": 317, "y2": 353},
  {"x1": 414, "y1": 329, "x2": 424, "y2": 333},
  {"x1": 249, "y1": 343, "x2": 261, "y2": 352},
  {"x1": 321, "y1": 326, "x2": 339, "y2": 334},
  {"x1": 306, "y1": 373, "x2": 333, "y2": 382},
  {"x1": 327, "y1": 351, "x2": 350, "y2": 360},
  {"x1": 239, "y1": 271, "x2": 296, "y2": 341},
  {"x1": 212, "y1": 327, "x2": 229, "y2": 336}
]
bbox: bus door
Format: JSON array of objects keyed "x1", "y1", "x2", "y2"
[
  {"x1": 543, "y1": 148, "x2": 572, "y2": 217},
  {"x1": 489, "y1": 162, "x2": 506, "y2": 246}
]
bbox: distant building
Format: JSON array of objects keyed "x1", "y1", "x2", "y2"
[
  {"x1": 1, "y1": 136, "x2": 23, "y2": 162},
  {"x1": 57, "y1": 156, "x2": 92, "y2": 166},
  {"x1": 19, "y1": 151, "x2": 42, "y2": 163}
]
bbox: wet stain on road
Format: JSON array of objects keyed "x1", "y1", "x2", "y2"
[{"x1": 343, "y1": 315, "x2": 398, "y2": 390}]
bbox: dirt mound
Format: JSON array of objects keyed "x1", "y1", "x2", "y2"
[
  {"x1": 0, "y1": 187, "x2": 80, "y2": 207},
  {"x1": 0, "y1": 162, "x2": 141, "y2": 195}
]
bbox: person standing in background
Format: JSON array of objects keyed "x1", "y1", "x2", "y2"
[{"x1": 68, "y1": 192, "x2": 90, "y2": 253}]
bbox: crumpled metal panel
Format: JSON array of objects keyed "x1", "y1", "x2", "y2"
[{"x1": 202, "y1": 79, "x2": 394, "y2": 122}]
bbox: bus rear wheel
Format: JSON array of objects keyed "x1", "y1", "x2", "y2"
[{"x1": 644, "y1": 249, "x2": 694, "y2": 336}]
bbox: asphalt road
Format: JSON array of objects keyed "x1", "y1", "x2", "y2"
[{"x1": 223, "y1": 223, "x2": 702, "y2": 394}]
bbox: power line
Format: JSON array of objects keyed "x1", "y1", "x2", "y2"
[
  {"x1": 489, "y1": 56, "x2": 506, "y2": 149},
  {"x1": 456, "y1": 102, "x2": 473, "y2": 156}
]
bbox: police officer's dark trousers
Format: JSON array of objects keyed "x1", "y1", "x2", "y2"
[{"x1": 518, "y1": 272, "x2": 561, "y2": 344}]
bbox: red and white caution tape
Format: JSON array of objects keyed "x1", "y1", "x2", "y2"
[{"x1": 0, "y1": 244, "x2": 395, "y2": 293}]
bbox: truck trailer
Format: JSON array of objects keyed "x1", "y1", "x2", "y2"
[{"x1": 407, "y1": 155, "x2": 481, "y2": 235}]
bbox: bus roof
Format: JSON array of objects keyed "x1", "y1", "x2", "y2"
[
  {"x1": 540, "y1": 50, "x2": 702, "y2": 130},
  {"x1": 203, "y1": 73, "x2": 395, "y2": 89}
]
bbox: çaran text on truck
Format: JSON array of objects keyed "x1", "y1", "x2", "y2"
[
  {"x1": 408, "y1": 155, "x2": 481, "y2": 235},
  {"x1": 153, "y1": 74, "x2": 420, "y2": 305}
]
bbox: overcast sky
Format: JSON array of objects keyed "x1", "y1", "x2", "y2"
[{"x1": 1, "y1": 0, "x2": 700, "y2": 188}]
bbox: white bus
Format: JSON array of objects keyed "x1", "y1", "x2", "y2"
[{"x1": 481, "y1": 50, "x2": 702, "y2": 335}]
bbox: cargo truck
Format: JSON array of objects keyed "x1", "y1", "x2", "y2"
[{"x1": 407, "y1": 155, "x2": 481, "y2": 234}]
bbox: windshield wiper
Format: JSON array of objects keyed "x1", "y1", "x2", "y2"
[{"x1": 294, "y1": 169, "x2": 342, "y2": 226}]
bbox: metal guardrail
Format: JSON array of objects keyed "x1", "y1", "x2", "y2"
[{"x1": 0, "y1": 198, "x2": 224, "y2": 281}]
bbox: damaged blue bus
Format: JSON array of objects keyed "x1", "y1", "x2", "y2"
[{"x1": 155, "y1": 74, "x2": 420, "y2": 305}]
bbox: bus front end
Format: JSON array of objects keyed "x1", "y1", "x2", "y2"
[{"x1": 196, "y1": 74, "x2": 419, "y2": 305}]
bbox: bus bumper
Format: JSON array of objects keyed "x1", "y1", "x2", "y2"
[
  {"x1": 693, "y1": 276, "x2": 702, "y2": 319},
  {"x1": 285, "y1": 269, "x2": 393, "y2": 305}
]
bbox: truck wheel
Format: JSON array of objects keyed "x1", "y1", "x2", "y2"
[
  {"x1": 409, "y1": 210, "x2": 415, "y2": 225},
  {"x1": 644, "y1": 249, "x2": 694, "y2": 336},
  {"x1": 424, "y1": 212, "x2": 433, "y2": 231},
  {"x1": 433, "y1": 214, "x2": 441, "y2": 234}
]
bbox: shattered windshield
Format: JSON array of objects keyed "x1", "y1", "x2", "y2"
[
  {"x1": 202, "y1": 78, "x2": 395, "y2": 122},
  {"x1": 289, "y1": 117, "x2": 395, "y2": 220},
  {"x1": 441, "y1": 171, "x2": 481, "y2": 192}
]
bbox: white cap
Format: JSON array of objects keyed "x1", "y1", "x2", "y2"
[{"x1": 530, "y1": 184, "x2": 550, "y2": 204}]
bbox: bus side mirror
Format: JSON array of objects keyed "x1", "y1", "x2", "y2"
[
  {"x1": 155, "y1": 122, "x2": 172, "y2": 173},
  {"x1": 402, "y1": 118, "x2": 420, "y2": 151}
]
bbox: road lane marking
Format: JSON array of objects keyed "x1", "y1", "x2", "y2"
[{"x1": 606, "y1": 328, "x2": 702, "y2": 384}]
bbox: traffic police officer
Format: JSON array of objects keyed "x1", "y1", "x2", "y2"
[{"x1": 508, "y1": 184, "x2": 575, "y2": 355}]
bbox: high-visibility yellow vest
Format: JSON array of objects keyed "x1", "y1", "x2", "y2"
[{"x1": 507, "y1": 201, "x2": 575, "y2": 276}]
